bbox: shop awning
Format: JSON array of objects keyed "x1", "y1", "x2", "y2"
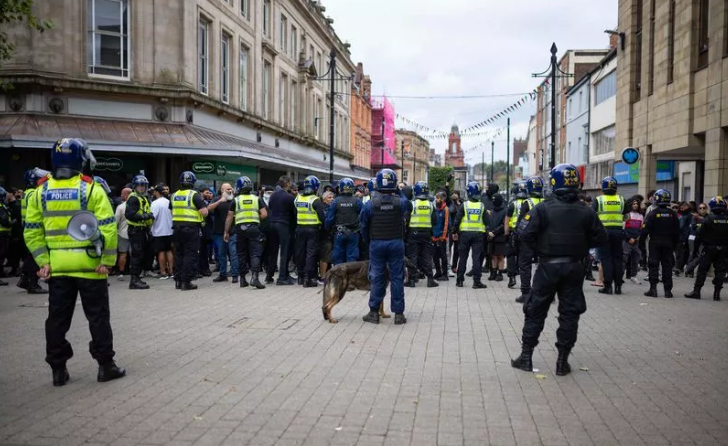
[{"x1": 0, "y1": 114, "x2": 369, "y2": 180}]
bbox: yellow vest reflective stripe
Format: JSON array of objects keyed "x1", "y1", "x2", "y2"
[
  {"x1": 509, "y1": 199, "x2": 524, "y2": 228},
  {"x1": 597, "y1": 194, "x2": 624, "y2": 228},
  {"x1": 21, "y1": 187, "x2": 35, "y2": 221},
  {"x1": 172, "y1": 189, "x2": 203, "y2": 223},
  {"x1": 527, "y1": 197, "x2": 543, "y2": 209},
  {"x1": 127, "y1": 192, "x2": 152, "y2": 227},
  {"x1": 410, "y1": 199, "x2": 433, "y2": 229},
  {"x1": 460, "y1": 201, "x2": 486, "y2": 233},
  {"x1": 295, "y1": 194, "x2": 321, "y2": 225},
  {"x1": 0, "y1": 203, "x2": 11, "y2": 233},
  {"x1": 235, "y1": 194, "x2": 260, "y2": 224}
]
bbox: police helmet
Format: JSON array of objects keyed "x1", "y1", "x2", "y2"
[
  {"x1": 368, "y1": 178, "x2": 376, "y2": 192},
  {"x1": 526, "y1": 176, "x2": 544, "y2": 196},
  {"x1": 339, "y1": 178, "x2": 355, "y2": 195},
  {"x1": 376, "y1": 169, "x2": 398, "y2": 192},
  {"x1": 94, "y1": 176, "x2": 112, "y2": 195},
  {"x1": 466, "y1": 181, "x2": 482, "y2": 200},
  {"x1": 549, "y1": 163, "x2": 581, "y2": 192},
  {"x1": 0, "y1": 187, "x2": 7, "y2": 200},
  {"x1": 235, "y1": 176, "x2": 254, "y2": 194},
  {"x1": 51, "y1": 138, "x2": 95, "y2": 172},
  {"x1": 413, "y1": 181, "x2": 429, "y2": 199},
  {"x1": 653, "y1": 189, "x2": 671, "y2": 206},
  {"x1": 708, "y1": 195, "x2": 727, "y2": 211},
  {"x1": 515, "y1": 181, "x2": 528, "y2": 199},
  {"x1": 303, "y1": 175, "x2": 321, "y2": 195},
  {"x1": 131, "y1": 174, "x2": 149, "y2": 192},
  {"x1": 601, "y1": 176, "x2": 618, "y2": 192},
  {"x1": 24, "y1": 168, "x2": 50, "y2": 188},
  {"x1": 179, "y1": 171, "x2": 197, "y2": 188}
]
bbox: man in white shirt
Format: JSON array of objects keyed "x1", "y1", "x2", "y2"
[
  {"x1": 115, "y1": 188, "x2": 132, "y2": 280},
  {"x1": 151, "y1": 183, "x2": 174, "y2": 279}
]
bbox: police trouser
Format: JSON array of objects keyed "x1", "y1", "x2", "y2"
[
  {"x1": 522, "y1": 260, "x2": 586, "y2": 351},
  {"x1": 128, "y1": 227, "x2": 148, "y2": 277},
  {"x1": 333, "y1": 231, "x2": 360, "y2": 265},
  {"x1": 601, "y1": 228, "x2": 625, "y2": 287},
  {"x1": 406, "y1": 229, "x2": 434, "y2": 279},
  {"x1": 648, "y1": 241, "x2": 674, "y2": 290},
  {"x1": 368, "y1": 239, "x2": 405, "y2": 314},
  {"x1": 45, "y1": 277, "x2": 115, "y2": 370},
  {"x1": 359, "y1": 236, "x2": 370, "y2": 261},
  {"x1": 236, "y1": 224, "x2": 264, "y2": 275},
  {"x1": 269, "y1": 222, "x2": 292, "y2": 279},
  {"x1": 295, "y1": 226, "x2": 320, "y2": 278},
  {"x1": 450, "y1": 235, "x2": 459, "y2": 271},
  {"x1": 506, "y1": 234, "x2": 520, "y2": 278},
  {"x1": 518, "y1": 244, "x2": 535, "y2": 296},
  {"x1": 457, "y1": 231, "x2": 484, "y2": 281},
  {"x1": 174, "y1": 225, "x2": 201, "y2": 284},
  {"x1": 693, "y1": 245, "x2": 728, "y2": 290}
]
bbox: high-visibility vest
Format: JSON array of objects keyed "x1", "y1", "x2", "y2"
[
  {"x1": 234, "y1": 194, "x2": 260, "y2": 224},
  {"x1": 459, "y1": 201, "x2": 486, "y2": 233},
  {"x1": 597, "y1": 194, "x2": 624, "y2": 228},
  {"x1": 526, "y1": 197, "x2": 544, "y2": 210},
  {"x1": 0, "y1": 203, "x2": 11, "y2": 233},
  {"x1": 410, "y1": 199, "x2": 433, "y2": 229},
  {"x1": 21, "y1": 187, "x2": 35, "y2": 221},
  {"x1": 509, "y1": 198, "x2": 525, "y2": 229},
  {"x1": 295, "y1": 194, "x2": 321, "y2": 226},
  {"x1": 127, "y1": 192, "x2": 152, "y2": 227},
  {"x1": 172, "y1": 189, "x2": 203, "y2": 224}
]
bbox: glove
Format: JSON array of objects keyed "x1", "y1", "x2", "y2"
[{"x1": 143, "y1": 213, "x2": 155, "y2": 220}]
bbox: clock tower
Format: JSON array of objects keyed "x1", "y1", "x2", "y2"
[{"x1": 446, "y1": 123, "x2": 464, "y2": 168}]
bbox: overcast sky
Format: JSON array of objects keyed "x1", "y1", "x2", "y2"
[{"x1": 324, "y1": 0, "x2": 618, "y2": 165}]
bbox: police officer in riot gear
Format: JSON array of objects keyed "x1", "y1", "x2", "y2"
[
  {"x1": 24, "y1": 138, "x2": 125, "y2": 386},
  {"x1": 642, "y1": 189, "x2": 680, "y2": 298},
  {"x1": 17, "y1": 168, "x2": 50, "y2": 294},
  {"x1": 514, "y1": 176, "x2": 545, "y2": 303},
  {"x1": 295, "y1": 175, "x2": 326, "y2": 287},
  {"x1": 125, "y1": 174, "x2": 154, "y2": 290},
  {"x1": 453, "y1": 181, "x2": 489, "y2": 289},
  {"x1": 360, "y1": 169, "x2": 408, "y2": 325},
  {"x1": 505, "y1": 181, "x2": 528, "y2": 289},
  {"x1": 511, "y1": 164, "x2": 606, "y2": 376},
  {"x1": 325, "y1": 178, "x2": 362, "y2": 265},
  {"x1": 406, "y1": 181, "x2": 438, "y2": 288},
  {"x1": 685, "y1": 196, "x2": 728, "y2": 301},
  {"x1": 225, "y1": 176, "x2": 268, "y2": 289},
  {"x1": 593, "y1": 177, "x2": 626, "y2": 295},
  {"x1": 171, "y1": 171, "x2": 209, "y2": 291}
]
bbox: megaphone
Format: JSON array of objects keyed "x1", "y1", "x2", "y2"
[{"x1": 67, "y1": 211, "x2": 103, "y2": 257}]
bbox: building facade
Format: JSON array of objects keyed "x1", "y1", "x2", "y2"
[
  {"x1": 0, "y1": 0, "x2": 363, "y2": 191},
  {"x1": 445, "y1": 124, "x2": 465, "y2": 168},
  {"x1": 350, "y1": 62, "x2": 372, "y2": 176},
  {"x1": 565, "y1": 72, "x2": 591, "y2": 170},
  {"x1": 370, "y1": 96, "x2": 399, "y2": 173},
  {"x1": 616, "y1": 0, "x2": 728, "y2": 201},
  {"x1": 522, "y1": 115, "x2": 538, "y2": 177},
  {"x1": 513, "y1": 138, "x2": 527, "y2": 168},
  {"x1": 395, "y1": 129, "x2": 430, "y2": 185}
]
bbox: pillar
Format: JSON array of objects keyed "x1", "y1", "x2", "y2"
[
  {"x1": 638, "y1": 145, "x2": 657, "y2": 197},
  {"x1": 703, "y1": 128, "x2": 728, "y2": 198}
]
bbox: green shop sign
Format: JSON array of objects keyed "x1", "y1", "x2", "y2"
[
  {"x1": 95, "y1": 156, "x2": 146, "y2": 173},
  {"x1": 191, "y1": 160, "x2": 257, "y2": 182}
]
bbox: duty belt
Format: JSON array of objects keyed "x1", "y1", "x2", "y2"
[
  {"x1": 238, "y1": 223, "x2": 259, "y2": 231},
  {"x1": 539, "y1": 256, "x2": 582, "y2": 264},
  {"x1": 335, "y1": 225, "x2": 356, "y2": 235}
]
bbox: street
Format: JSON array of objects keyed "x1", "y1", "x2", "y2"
[{"x1": 1, "y1": 272, "x2": 727, "y2": 446}]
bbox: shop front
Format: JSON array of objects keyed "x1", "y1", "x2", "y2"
[
  {"x1": 191, "y1": 159, "x2": 257, "y2": 194},
  {"x1": 94, "y1": 155, "x2": 151, "y2": 192},
  {"x1": 614, "y1": 160, "x2": 676, "y2": 198}
]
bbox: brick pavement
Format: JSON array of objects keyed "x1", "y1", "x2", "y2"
[{"x1": 1, "y1": 269, "x2": 727, "y2": 446}]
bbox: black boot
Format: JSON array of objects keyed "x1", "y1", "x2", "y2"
[
  {"x1": 175, "y1": 280, "x2": 181, "y2": 290},
  {"x1": 466, "y1": 269, "x2": 474, "y2": 277},
  {"x1": 405, "y1": 278, "x2": 416, "y2": 288},
  {"x1": 664, "y1": 287, "x2": 673, "y2": 298},
  {"x1": 129, "y1": 276, "x2": 150, "y2": 290},
  {"x1": 394, "y1": 313, "x2": 407, "y2": 325},
  {"x1": 644, "y1": 286, "x2": 658, "y2": 298},
  {"x1": 427, "y1": 277, "x2": 439, "y2": 288},
  {"x1": 507, "y1": 276, "x2": 517, "y2": 289},
  {"x1": 304, "y1": 276, "x2": 318, "y2": 288},
  {"x1": 250, "y1": 272, "x2": 266, "y2": 290},
  {"x1": 297, "y1": 275, "x2": 305, "y2": 286},
  {"x1": 27, "y1": 278, "x2": 48, "y2": 294},
  {"x1": 362, "y1": 310, "x2": 380, "y2": 324},
  {"x1": 584, "y1": 271, "x2": 596, "y2": 282},
  {"x1": 472, "y1": 281, "x2": 487, "y2": 289},
  {"x1": 240, "y1": 274, "x2": 249, "y2": 288},
  {"x1": 510, "y1": 345, "x2": 534, "y2": 372},
  {"x1": 614, "y1": 285, "x2": 622, "y2": 295},
  {"x1": 16, "y1": 274, "x2": 29, "y2": 290},
  {"x1": 598, "y1": 285, "x2": 613, "y2": 295},
  {"x1": 555, "y1": 349, "x2": 572, "y2": 376},
  {"x1": 515, "y1": 294, "x2": 527, "y2": 303},
  {"x1": 487, "y1": 269, "x2": 497, "y2": 281},
  {"x1": 212, "y1": 275, "x2": 228, "y2": 282},
  {"x1": 52, "y1": 367, "x2": 70, "y2": 386},
  {"x1": 181, "y1": 282, "x2": 198, "y2": 291},
  {"x1": 456, "y1": 279, "x2": 464, "y2": 287},
  {"x1": 495, "y1": 271, "x2": 504, "y2": 282},
  {"x1": 684, "y1": 287, "x2": 701, "y2": 299},
  {"x1": 97, "y1": 361, "x2": 126, "y2": 382},
  {"x1": 714, "y1": 288, "x2": 722, "y2": 301},
  {"x1": 264, "y1": 274, "x2": 274, "y2": 284}
]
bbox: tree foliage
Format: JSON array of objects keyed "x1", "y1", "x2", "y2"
[
  {"x1": 427, "y1": 166, "x2": 454, "y2": 193},
  {"x1": 0, "y1": 0, "x2": 52, "y2": 68}
]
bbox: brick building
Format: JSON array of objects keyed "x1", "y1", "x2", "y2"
[
  {"x1": 445, "y1": 124, "x2": 465, "y2": 167},
  {"x1": 513, "y1": 138, "x2": 527, "y2": 167},
  {"x1": 395, "y1": 130, "x2": 430, "y2": 185},
  {"x1": 350, "y1": 63, "x2": 372, "y2": 177}
]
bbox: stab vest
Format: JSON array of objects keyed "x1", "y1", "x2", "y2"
[
  {"x1": 370, "y1": 195, "x2": 403, "y2": 240},
  {"x1": 537, "y1": 199, "x2": 589, "y2": 257},
  {"x1": 334, "y1": 195, "x2": 360, "y2": 230}
]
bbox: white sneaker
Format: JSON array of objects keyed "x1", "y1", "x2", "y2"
[
  {"x1": 448, "y1": 270, "x2": 455, "y2": 277},
  {"x1": 630, "y1": 276, "x2": 641, "y2": 285},
  {"x1": 117, "y1": 274, "x2": 125, "y2": 281}
]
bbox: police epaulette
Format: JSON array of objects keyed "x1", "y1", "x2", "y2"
[{"x1": 81, "y1": 175, "x2": 94, "y2": 183}]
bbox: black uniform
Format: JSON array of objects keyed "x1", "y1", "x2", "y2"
[
  {"x1": 642, "y1": 206, "x2": 680, "y2": 294},
  {"x1": 124, "y1": 193, "x2": 152, "y2": 280},
  {"x1": 405, "y1": 198, "x2": 438, "y2": 284},
  {"x1": 518, "y1": 191, "x2": 606, "y2": 352},
  {"x1": 516, "y1": 197, "x2": 543, "y2": 299},
  {"x1": 690, "y1": 211, "x2": 728, "y2": 296},
  {"x1": 230, "y1": 196, "x2": 267, "y2": 276},
  {"x1": 170, "y1": 189, "x2": 206, "y2": 287}
]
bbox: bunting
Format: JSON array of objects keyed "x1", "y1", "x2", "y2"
[{"x1": 459, "y1": 88, "x2": 540, "y2": 136}]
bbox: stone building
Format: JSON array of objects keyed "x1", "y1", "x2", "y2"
[
  {"x1": 0, "y1": 0, "x2": 363, "y2": 191},
  {"x1": 395, "y1": 129, "x2": 430, "y2": 185},
  {"x1": 616, "y1": 0, "x2": 728, "y2": 200},
  {"x1": 349, "y1": 62, "x2": 372, "y2": 177}
]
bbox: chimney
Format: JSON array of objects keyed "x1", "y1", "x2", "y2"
[{"x1": 609, "y1": 33, "x2": 619, "y2": 49}]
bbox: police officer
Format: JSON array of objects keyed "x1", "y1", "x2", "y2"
[
  {"x1": 406, "y1": 181, "x2": 438, "y2": 288},
  {"x1": 642, "y1": 189, "x2": 680, "y2": 298},
  {"x1": 511, "y1": 164, "x2": 606, "y2": 376},
  {"x1": 225, "y1": 176, "x2": 268, "y2": 289},
  {"x1": 685, "y1": 196, "x2": 728, "y2": 301},
  {"x1": 171, "y1": 171, "x2": 209, "y2": 291},
  {"x1": 125, "y1": 175, "x2": 154, "y2": 290},
  {"x1": 593, "y1": 176, "x2": 625, "y2": 295},
  {"x1": 514, "y1": 176, "x2": 546, "y2": 303},
  {"x1": 295, "y1": 175, "x2": 326, "y2": 287},
  {"x1": 24, "y1": 138, "x2": 125, "y2": 386},
  {"x1": 325, "y1": 178, "x2": 362, "y2": 265},
  {"x1": 360, "y1": 169, "x2": 407, "y2": 325},
  {"x1": 505, "y1": 181, "x2": 528, "y2": 289},
  {"x1": 17, "y1": 168, "x2": 50, "y2": 294},
  {"x1": 0, "y1": 187, "x2": 14, "y2": 286},
  {"x1": 453, "y1": 181, "x2": 488, "y2": 289}
]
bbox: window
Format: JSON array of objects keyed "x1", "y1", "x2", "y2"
[
  {"x1": 240, "y1": 0, "x2": 249, "y2": 18},
  {"x1": 198, "y1": 19, "x2": 209, "y2": 94},
  {"x1": 634, "y1": 0, "x2": 643, "y2": 96},
  {"x1": 593, "y1": 125, "x2": 616, "y2": 155},
  {"x1": 594, "y1": 71, "x2": 617, "y2": 105},
  {"x1": 309, "y1": 44, "x2": 314, "y2": 60},
  {"x1": 262, "y1": 61, "x2": 271, "y2": 119},
  {"x1": 316, "y1": 51, "x2": 322, "y2": 76},
  {"x1": 648, "y1": 0, "x2": 655, "y2": 94},
  {"x1": 315, "y1": 97, "x2": 322, "y2": 138},
  {"x1": 239, "y1": 46, "x2": 249, "y2": 111},
  {"x1": 668, "y1": 0, "x2": 676, "y2": 83},
  {"x1": 724, "y1": 0, "x2": 728, "y2": 56},
  {"x1": 568, "y1": 98, "x2": 573, "y2": 119},
  {"x1": 87, "y1": 0, "x2": 130, "y2": 78},
  {"x1": 291, "y1": 80, "x2": 298, "y2": 130},
  {"x1": 263, "y1": 0, "x2": 271, "y2": 37},
  {"x1": 279, "y1": 72, "x2": 288, "y2": 127},
  {"x1": 697, "y1": 0, "x2": 709, "y2": 69},
  {"x1": 291, "y1": 26, "x2": 298, "y2": 59},
  {"x1": 280, "y1": 14, "x2": 288, "y2": 52},
  {"x1": 221, "y1": 34, "x2": 230, "y2": 104},
  {"x1": 578, "y1": 91, "x2": 583, "y2": 113}
]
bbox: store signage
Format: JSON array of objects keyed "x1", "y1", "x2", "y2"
[
  {"x1": 95, "y1": 157, "x2": 123, "y2": 172},
  {"x1": 192, "y1": 161, "x2": 215, "y2": 174},
  {"x1": 621, "y1": 147, "x2": 640, "y2": 165}
]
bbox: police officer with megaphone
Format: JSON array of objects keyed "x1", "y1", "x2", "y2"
[{"x1": 24, "y1": 138, "x2": 125, "y2": 387}]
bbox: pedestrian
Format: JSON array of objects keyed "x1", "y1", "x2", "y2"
[
  {"x1": 505, "y1": 181, "x2": 528, "y2": 289},
  {"x1": 319, "y1": 191, "x2": 335, "y2": 281},
  {"x1": 198, "y1": 186, "x2": 214, "y2": 277},
  {"x1": 448, "y1": 190, "x2": 462, "y2": 275},
  {"x1": 514, "y1": 177, "x2": 546, "y2": 303},
  {"x1": 171, "y1": 171, "x2": 209, "y2": 291},
  {"x1": 360, "y1": 169, "x2": 407, "y2": 325},
  {"x1": 453, "y1": 181, "x2": 489, "y2": 289},
  {"x1": 17, "y1": 168, "x2": 50, "y2": 294},
  {"x1": 260, "y1": 185, "x2": 275, "y2": 283},
  {"x1": 0, "y1": 187, "x2": 15, "y2": 285},
  {"x1": 511, "y1": 163, "x2": 606, "y2": 376},
  {"x1": 432, "y1": 191, "x2": 450, "y2": 281},
  {"x1": 642, "y1": 189, "x2": 680, "y2": 298},
  {"x1": 268, "y1": 176, "x2": 297, "y2": 285},
  {"x1": 295, "y1": 176, "x2": 325, "y2": 287},
  {"x1": 209, "y1": 183, "x2": 237, "y2": 283},
  {"x1": 358, "y1": 178, "x2": 377, "y2": 261},
  {"x1": 684, "y1": 202, "x2": 708, "y2": 277},
  {"x1": 593, "y1": 177, "x2": 626, "y2": 295},
  {"x1": 225, "y1": 176, "x2": 267, "y2": 289},
  {"x1": 685, "y1": 196, "x2": 728, "y2": 301},
  {"x1": 23, "y1": 138, "x2": 125, "y2": 386},
  {"x1": 326, "y1": 178, "x2": 362, "y2": 265},
  {"x1": 487, "y1": 193, "x2": 507, "y2": 282},
  {"x1": 151, "y1": 184, "x2": 174, "y2": 280},
  {"x1": 675, "y1": 201, "x2": 693, "y2": 275},
  {"x1": 406, "y1": 181, "x2": 438, "y2": 288},
  {"x1": 4, "y1": 187, "x2": 23, "y2": 277},
  {"x1": 115, "y1": 188, "x2": 131, "y2": 281},
  {"x1": 623, "y1": 197, "x2": 644, "y2": 285},
  {"x1": 124, "y1": 175, "x2": 154, "y2": 290}
]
